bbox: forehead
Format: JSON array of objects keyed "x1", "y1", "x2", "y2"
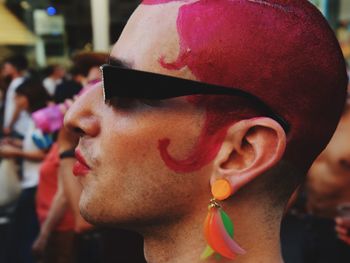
[{"x1": 111, "y1": 3, "x2": 183, "y2": 75}]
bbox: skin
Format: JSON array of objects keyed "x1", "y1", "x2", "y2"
[
  {"x1": 336, "y1": 217, "x2": 350, "y2": 245},
  {"x1": 65, "y1": 2, "x2": 287, "y2": 263},
  {"x1": 32, "y1": 162, "x2": 68, "y2": 258}
]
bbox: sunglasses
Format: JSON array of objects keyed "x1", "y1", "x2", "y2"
[{"x1": 100, "y1": 64, "x2": 289, "y2": 132}]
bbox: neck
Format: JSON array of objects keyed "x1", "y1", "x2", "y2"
[{"x1": 141, "y1": 200, "x2": 284, "y2": 263}]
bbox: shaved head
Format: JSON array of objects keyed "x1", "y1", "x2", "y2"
[{"x1": 132, "y1": 0, "x2": 347, "y2": 174}]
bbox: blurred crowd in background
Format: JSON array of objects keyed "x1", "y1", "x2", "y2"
[{"x1": 0, "y1": 0, "x2": 350, "y2": 263}]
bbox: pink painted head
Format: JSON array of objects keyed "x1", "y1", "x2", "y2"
[{"x1": 137, "y1": 0, "x2": 348, "y2": 173}]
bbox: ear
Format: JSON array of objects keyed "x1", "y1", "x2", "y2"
[{"x1": 211, "y1": 117, "x2": 287, "y2": 196}]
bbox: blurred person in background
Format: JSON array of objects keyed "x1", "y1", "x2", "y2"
[
  {"x1": 0, "y1": 79, "x2": 50, "y2": 263},
  {"x1": 1, "y1": 55, "x2": 31, "y2": 138},
  {"x1": 0, "y1": 71, "x2": 7, "y2": 129},
  {"x1": 281, "y1": 103, "x2": 350, "y2": 263},
  {"x1": 333, "y1": 66, "x2": 350, "y2": 247},
  {"x1": 333, "y1": 103, "x2": 350, "y2": 247},
  {"x1": 307, "y1": 103, "x2": 350, "y2": 259},
  {"x1": 53, "y1": 52, "x2": 107, "y2": 104},
  {"x1": 42, "y1": 65, "x2": 66, "y2": 99}
]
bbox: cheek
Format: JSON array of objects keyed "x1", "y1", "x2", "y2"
[
  {"x1": 99, "y1": 106, "x2": 203, "y2": 170},
  {"x1": 91, "y1": 108, "x2": 206, "y2": 209}
]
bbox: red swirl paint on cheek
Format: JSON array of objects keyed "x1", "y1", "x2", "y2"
[
  {"x1": 157, "y1": 94, "x2": 260, "y2": 173},
  {"x1": 158, "y1": 115, "x2": 230, "y2": 173}
]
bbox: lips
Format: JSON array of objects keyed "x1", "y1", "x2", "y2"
[{"x1": 73, "y1": 149, "x2": 90, "y2": 177}]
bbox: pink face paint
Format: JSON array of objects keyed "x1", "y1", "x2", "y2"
[
  {"x1": 158, "y1": 121, "x2": 229, "y2": 173},
  {"x1": 158, "y1": 95, "x2": 262, "y2": 173},
  {"x1": 142, "y1": 0, "x2": 201, "y2": 5},
  {"x1": 142, "y1": 0, "x2": 179, "y2": 5},
  {"x1": 159, "y1": 0, "x2": 261, "y2": 84}
]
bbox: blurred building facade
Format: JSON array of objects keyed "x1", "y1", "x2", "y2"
[
  {"x1": 2, "y1": 0, "x2": 138, "y2": 66},
  {"x1": 2, "y1": 0, "x2": 350, "y2": 67},
  {"x1": 310, "y1": 0, "x2": 350, "y2": 61}
]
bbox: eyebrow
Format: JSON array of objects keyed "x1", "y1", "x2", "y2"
[{"x1": 108, "y1": 56, "x2": 132, "y2": 69}]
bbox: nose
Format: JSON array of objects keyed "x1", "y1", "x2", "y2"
[{"x1": 64, "y1": 83, "x2": 102, "y2": 137}]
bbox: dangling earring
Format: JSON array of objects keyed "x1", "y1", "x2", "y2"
[{"x1": 201, "y1": 179, "x2": 246, "y2": 260}]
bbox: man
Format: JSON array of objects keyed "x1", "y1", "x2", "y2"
[
  {"x1": 65, "y1": 1, "x2": 348, "y2": 262},
  {"x1": 312, "y1": 102, "x2": 350, "y2": 249},
  {"x1": 42, "y1": 64, "x2": 66, "y2": 98},
  {"x1": 54, "y1": 52, "x2": 108, "y2": 103},
  {"x1": 310, "y1": 103, "x2": 350, "y2": 254},
  {"x1": 1, "y1": 55, "x2": 31, "y2": 137}
]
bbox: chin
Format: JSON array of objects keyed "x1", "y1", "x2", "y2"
[
  {"x1": 79, "y1": 206, "x2": 141, "y2": 231},
  {"x1": 79, "y1": 201, "x2": 110, "y2": 226},
  {"x1": 79, "y1": 206, "x2": 97, "y2": 224},
  {"x1": 79, "y1": 194, "x2": 126, "y2": 227},
  {"x1": 79, "y1": 192, "x2": 104, "y2": 224}
]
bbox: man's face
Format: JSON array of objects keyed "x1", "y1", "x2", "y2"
[
  {"x1": 65, "y1": 2, "x2": 212, "y2": 228},
  {"x1": 53, "y1": 66, "x2": 65, "y2": 79},
  {"x1": 1, "y1": 63, "x2": 16, "y2": 79}
]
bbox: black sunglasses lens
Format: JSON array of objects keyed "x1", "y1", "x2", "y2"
[{"x1": 100, "y1": 64, "x2": 289, "y2": 132}]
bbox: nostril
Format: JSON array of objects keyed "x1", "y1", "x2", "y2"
[{"x1": 73, "y1": 127, "x2": 85, "y2": 135}]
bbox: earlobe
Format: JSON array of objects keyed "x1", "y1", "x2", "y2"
[{"x1": 211, "y1": 117, "x2": 287, "y2": 195}]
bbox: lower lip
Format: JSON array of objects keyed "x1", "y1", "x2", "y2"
[{"x1": 73, "y1": 161, "x2": 90, "y2": 177}]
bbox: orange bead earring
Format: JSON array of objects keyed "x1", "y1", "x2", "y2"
[
  {"x1": 211, "y1": 179, "x2": 232, "y2": 200},
  {"x1": 201, "y1": 179, "x2": 246, "y2": 260}
]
